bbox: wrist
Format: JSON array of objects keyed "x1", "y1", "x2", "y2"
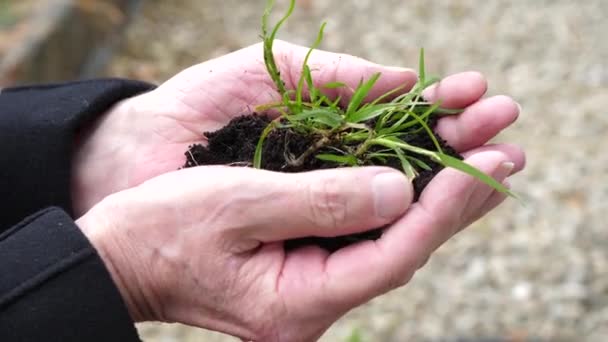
[
  {"x1": 75, "y1": 201, "x2": 150, "y2": 322},
  {"x1": 70, "y1": 96, "x2": 139, "y2": 216}
]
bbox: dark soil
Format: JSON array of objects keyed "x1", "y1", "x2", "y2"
[{"x1": 183, "y1": 114, "x2": 461, "y2": 252}]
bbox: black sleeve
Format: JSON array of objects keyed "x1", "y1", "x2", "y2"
[{"x1": 0, "y1": 79, "x2": 155, "y2": 341}]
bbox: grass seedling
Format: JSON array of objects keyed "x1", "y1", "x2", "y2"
[{"x1": 255, "y1": 0, "x2": 514, "y2": 198}]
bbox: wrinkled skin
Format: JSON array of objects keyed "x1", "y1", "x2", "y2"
[{"x1": 74, "y1": 41, "x2": 525, "y2": 341}]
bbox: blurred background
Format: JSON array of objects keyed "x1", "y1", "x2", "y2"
[{"x1": 2, "y1": 0, "x2": 607, "y2": 341}]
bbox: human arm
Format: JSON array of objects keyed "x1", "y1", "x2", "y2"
[
  {"x1": 0, "y1": 79, "x2": 153, "y2": 341},
  {"x1": 1, "y1": 41, "x2": 525, "y2": 341}
]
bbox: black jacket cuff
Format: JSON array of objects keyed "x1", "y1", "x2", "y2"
[
  {"x1": 0, "y1": 78, "x2": 155, "y2": 228},
  {"x1": 0, "y1": 207, "x2": 141, "y2": 341}
]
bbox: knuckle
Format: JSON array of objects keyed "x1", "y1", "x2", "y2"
[
  {"x1": 306, "y1": 176, "x2": 349, "y2": 229},
  {"x1": 417, "y1": 255, "x2": 431, "y2": 270},
  {"x1": 384, "y1": 267, "x2": 415, "y2": 291},
  {"x1": 380, "y1": 256, "x2": 421, "y2": 292}
]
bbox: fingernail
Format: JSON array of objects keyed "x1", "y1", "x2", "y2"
[
  {"x1": 386, "y1": 66, "x2": 415, "y2": 73},
  {"x1": 515, "y1": 101, "x2": 522, "y2": 114},
  {"x1": 373, "y1": 172, "x2": 410, "y2": 219},
  {"x1": 501, "y1": 162, "x2": 515, "y2": 174}
]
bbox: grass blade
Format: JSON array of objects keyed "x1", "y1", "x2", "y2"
[
  {"x1": 408, "y1": 156, "x2": 433, "y2": 171},
  {"x1": 262, "y1": 0, "x2": 295, "y2": 106},
  {"x1": 371, "y1": 137, "x2": 437, "y2": 158},
  {"x1": 422, "y1": 76, "x2": 440, "y2": 89},
  {"x1": 296, "y1": 22, "x2": 327, "y2": 110},
  {"x1": 393, "y1": 148, "x2": 417, "y2": 179},
  {"x1": 407, "y1": 105, "x2": 444, "y2": 154},
  {"x1": 367, "y1": 152, "x2": 396, "y2": 163},
  {"x1": 437, "y1": 153, "x2": 517, "y2": 197},
  {"x1": 348, "y1": 103, "x2": 408, "y2": 123},
  {"x1": 290, "y1": 109, "x2": 344, "y2": 128},
  {"x1": 345, "y1": 72, "x2": 382, "y2": 121},
  {"x1": 418, "y1": 48, "x2": 426, "y2": 83},
  {"x1": 381, "y1": 101, "x2": 440, "y2": 137},
  {"x1": 371, "y1": 138, "x2": 517, "y2": 197},
  {"x1": 316, "y1": 153, "x2": 358, "y2": 166},
  {"x1": 369, "y1": 83, "x2": 407, "y2": 106},
  {"x1": 323, "y1": 81, "x2": 348, "y2": 89},
  {"x1": 253, "y1": 121, "x2": 276, "y2": 168},
  {"x1": 303, "y1": 65, "x2": 317, "y2": 103}
]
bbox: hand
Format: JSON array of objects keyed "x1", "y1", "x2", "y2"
[
  {"x1": 71, "y1": 41, "x2": 419, "y2": 216},
  {"x1": 74, "y1": 42, "x2": 525, "y2": 340},
  {"x1": 71, "y1": 41, "x2": 523, "y2": 217},
  {"x1": 76, "y1": 149, "x2": 521, "y2": 341}
]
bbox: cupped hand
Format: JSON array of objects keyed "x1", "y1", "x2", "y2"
[
  {"x1": 74, "y1": 41, "x2": 526, "y2": 341},
  {"x1": 71, "y1": 40, "x2": 523, "y2": 217},
  {"x1": 71, "y1": 41, "x2": 417, "y2": 216},
  {"x1": 76, "y1": 150, "x2": 521, "y2": 342}
]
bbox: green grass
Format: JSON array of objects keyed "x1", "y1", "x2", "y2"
[
  {"x1": 346, "y1": 328, "x2": 364, "y2": 342},
  {"x1": 254, "y1": 0, "x2": 514, "y2": 198},
  {"x1": 0, "y1": 1, "x2": 16, "y2": 29}
]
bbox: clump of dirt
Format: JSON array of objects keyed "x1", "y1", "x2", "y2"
[{"x1": 184, "y1": 114, "x2": 461, "y2": 252}]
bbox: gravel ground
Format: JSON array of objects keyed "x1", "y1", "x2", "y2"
[{"x1": 106, "y1": 0, "x2": 608, "y2": 341}]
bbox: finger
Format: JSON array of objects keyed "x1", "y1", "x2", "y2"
[
  {"x1": 310, "y1": 152, "x2": 511, "y2": 304},
  {"x1": 194, "y1": 166, "x2": 413, "y2": 242},
  {"x1": 461, "y1": 143, "x2": 526, "y2": 175},
  {"x1": 435, "y1": 95, "x2": 521, "y2": 152},
  {"x1": 422, "y1": 71, "x2": 487, "y2": 108},
  {"x1": 381, "y1": 151, "x2": 512, "y2": 258},
  {"x1": 461, "y1": 180, "x2": 511, "y2": 229},
  {"x1": 274, "y1": 40, "x2": 418, "y2": 104},
  {"x1": 453, "y1": 160, "x2": 514, "y2": 233}
]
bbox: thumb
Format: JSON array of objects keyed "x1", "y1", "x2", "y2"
[
  {"x1": 272, "y1": 40, "x2": 418, "y2": 103},
  {"x1": 200, "y1": 166, "x2": 413, "y2": 242}
]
